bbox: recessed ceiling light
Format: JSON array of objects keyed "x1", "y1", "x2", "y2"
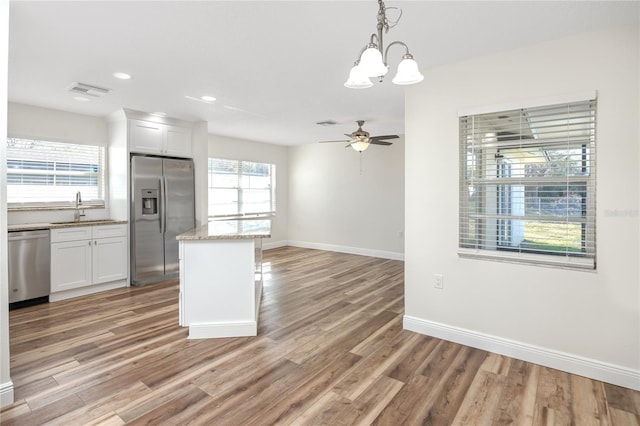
[
  {"x1": 74, "y1": 96, "x2": 90, "y2": 102},
  {"x1": 201, "y1": 95, "x2": 216, "y2": 102},
  {"x1": 113, "y1": 72, "x2": 132, "y2": 80}
]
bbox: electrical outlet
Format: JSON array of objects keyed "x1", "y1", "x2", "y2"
[{"x1": 434, "y1": 274, "x2": 444, "y2": 289}]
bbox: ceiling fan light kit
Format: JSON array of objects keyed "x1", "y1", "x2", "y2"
[
  {"x1": 344, "y1": 0, "x2": 424, "y2": 89},
  {"x1": 350, "y1": 140, "x2": 371, "y2": 152},
  {"x1": 319, "y1": 120, "x2": 399, "y2": 153}
]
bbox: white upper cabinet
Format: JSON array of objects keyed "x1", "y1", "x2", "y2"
[
  {"x1": 165, "y1": 125, "x2": 193, "y2": 157},
  {"x1": 129, "y1": 119, "x2": 192, "y2": 157},
  {"x1": 129, "y1": 119, "x2": 164, "y2": 153}
]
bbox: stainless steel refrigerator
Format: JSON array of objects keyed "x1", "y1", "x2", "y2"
[{"x1": 131, "y1": 155, "x2": 195, "y2": 286}]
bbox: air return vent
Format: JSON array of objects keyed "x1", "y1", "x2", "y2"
[
  {"x1": 315, "y1": 120, "x2": 338, "y2": 126},
  {"x1": 67, "y1": 82, "x2": 112, "y2": 97}
]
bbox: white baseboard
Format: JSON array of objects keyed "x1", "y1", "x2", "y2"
[
  {"x1": 287, "y1": 240, "x2": 404, "y2": 261},
  {"x1": 188, "y1": 321, "x2": 257, "y2": 339},
  {"x1": 0, "y1": 381, "x2": 14, "y2": 408},
  {"x1": 263, "y1": 240, "x2": 288, "y2": 250},
  {"x1": 49, "y1": 280, "x2": 127, "y2": 302},
  {"x1": 403, "y1": 315, "x2": 640, "y2": 391}
]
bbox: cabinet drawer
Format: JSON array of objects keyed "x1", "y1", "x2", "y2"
[
  {"x1": 92, "y1": 224, "x2": 127, "y2": 239},
  {"x1": 51, "y1": 226, "x2": 92, "y2": 243}
]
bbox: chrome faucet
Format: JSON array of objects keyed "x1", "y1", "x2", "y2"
[{"x1": 74, "y1": 191, "x2": 85, "y2": 222}]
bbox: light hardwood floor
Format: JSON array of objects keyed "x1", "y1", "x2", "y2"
[{"x1": 1, "y1": 246, "x2": 639, "y2": 425}]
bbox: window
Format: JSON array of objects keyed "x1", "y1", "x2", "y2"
[
  {"x1": 208, "y1": 158, "x2": 276, "y2": 218},
  {"x1": 459, "y1": 99, "x2": 596, "y2": 269},
  {"x1": 7, "y1": 138, "x2": 106, "y2": 207}
]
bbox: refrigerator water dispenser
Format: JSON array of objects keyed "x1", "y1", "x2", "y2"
[{"x1": 141, "y1": 189, "x2": 158, "y2": 215}]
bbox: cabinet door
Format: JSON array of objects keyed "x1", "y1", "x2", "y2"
[
  {"x1": 129, "y1": 119, "x2": 164, "y2": 154},
  {"x1": 165, "y1": 125, "x2": 192, "y2": 157},
  {"x1": 51, "y1": 240, "x2": 92, "y2": 292},
  {"x1": 92, "y1": 236, "x2": 128, "y2": 284}
]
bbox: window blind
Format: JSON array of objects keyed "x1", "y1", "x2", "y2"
[
  {"x1": 7, "y1": 138, "x2": 106, "y2": 207},
  {"x1": 208, "y1": 158, "x2": 276, "y2": 218},
  {"x1": 459, "y1": 99, "x2": 597, "y2": 269}
]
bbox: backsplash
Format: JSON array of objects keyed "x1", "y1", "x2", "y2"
[{"x1": 8, "y1": 207, "x2": 112, "y2": 225}]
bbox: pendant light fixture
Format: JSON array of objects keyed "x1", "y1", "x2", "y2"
[{"x1": 344, "y1": 0, "x2": 424, "y2": 89}]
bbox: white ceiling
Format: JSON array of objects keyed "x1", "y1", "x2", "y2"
[{"x1": 8, "y1": 1, "x2": 639, "y2": 146}]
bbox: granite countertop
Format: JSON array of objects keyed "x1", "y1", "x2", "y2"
[
  {"x1": 8, "y1": 220, "x2": 128, "y2": 232},
  {"x1": 177, "y1": 219, "x2": 271, "y2": 241}
]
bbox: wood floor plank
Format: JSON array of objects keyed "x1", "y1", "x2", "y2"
[
  {"x1": 451, "y1": 370, "x2": 506, "y2": 425},
  {"x1": 605, "y1": 382, "x2": 640, "y2": 415},
  {"x1": 570, "y1": 374, "x2": 612, "y2": 426},
  {"x1": 494, "y1": 360, "x2": 540, "y2": 425},
  {"x1": 124, "y1": 384, "x2": 211, "y2": 425},
  {"x1": 1, "y1": 246, "x2": 638, "y2": 425},
  {"x1": 405, "y1": 346, "x2": 489, "y2": 425},
  {"x1": 371, "y1": 373, "x2": 436, "y2": 425},
  {"x1": 533, "y1": 366, "x2": 575, "y2": 425}
]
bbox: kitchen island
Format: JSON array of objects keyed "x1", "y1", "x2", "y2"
[{"x1": 176, "y1": 219, "x2": 270, "y2": 339}]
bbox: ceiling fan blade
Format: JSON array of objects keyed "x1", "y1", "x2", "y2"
[
  {"x1": 319, "y1": 139, "x2": 349, "y2": 143},
  {"x1": 370, "y1": 140, "x2": 393, "y2": 146},
  {"x1": 370, "y1": 134, "x2": 399, "y2": 140},
  {"x1": 344, "y1": 133, "x2": 353, "y2": 138}
]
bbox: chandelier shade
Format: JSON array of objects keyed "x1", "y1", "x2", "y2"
[
  {"x1": 344, "y1": 64, "x2": 374, "y2": 89},
  {"x1": 391, "y1": 55, "x2": 424, "y2": 85},
  {"x1": 345, "y1": 0, "x2": 423, "y2": 88},
  {"x1": 358, "y1": 46, "x2": 389, "y2": 78}
]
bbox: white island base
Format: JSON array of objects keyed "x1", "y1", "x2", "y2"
[{"x1": 177, "y1": 220, "x2": 268, "y2": 339}]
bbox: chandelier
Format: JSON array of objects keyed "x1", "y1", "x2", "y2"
[{"x1": 344, "y1": 0, "x2": 424, "y2": 89}]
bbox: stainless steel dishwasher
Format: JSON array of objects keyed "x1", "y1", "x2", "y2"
[{"x1": 8, "y1": 229, "x2": 50, "y2": 306}]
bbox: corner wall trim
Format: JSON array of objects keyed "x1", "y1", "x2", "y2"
[
  {"x1": 287, "y1": 240, "x2": 404, "y2": 261},
  {"x1": 0, "y1": 381, "x2": 14, "y2": 408},
  {"x1": 403, "y1": 315, "x2": 640, "y2": 391}
]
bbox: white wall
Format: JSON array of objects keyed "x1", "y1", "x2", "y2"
[
  {"x1": 8, "y1": 102, "x2": 106, "y2": 145},
  {"x1": 404, "y1": 25, "x2": 639, "y2": 389},
  {"x1": 1, "y1": 0, "x2": 13, "y2": 408},
  {"x1": 288, "y1": 138, "x2": 404, "y2": 259},
  {"x1": 208, "y1": 134, "x2": 289, "y2": 247}
]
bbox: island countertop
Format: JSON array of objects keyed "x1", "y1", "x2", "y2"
[{"x1": 176, "y1": 219, "x2": 271, "y2": 241}]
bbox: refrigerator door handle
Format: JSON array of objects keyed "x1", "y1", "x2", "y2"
[
  {"x1": 159, "y1": 177, "x2": 165, "y2": 234},
  {"x1": 162, "y1": 176, "x2": 168, "y2": 233}
]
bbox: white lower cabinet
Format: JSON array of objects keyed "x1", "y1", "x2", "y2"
[
  {"x1": 92, "y1": 236, "x2": 128, "y2": 284},
  {"x1": 51, "y1": 224, "x2": 127, "y2": 296},
  {"x1": 50, "y1": 239, "x2": 93, "y2": 291}
]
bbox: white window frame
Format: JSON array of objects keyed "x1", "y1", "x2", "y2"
[
  {"x1": 207, "y1": 157, "x2": 276, "y2": 219},
  {"x1": 458, "y1": 94, "x2": 597, "y2": 270},
  {"x1": 6, "y1": 137, "x2": 106, "y2": 209}
]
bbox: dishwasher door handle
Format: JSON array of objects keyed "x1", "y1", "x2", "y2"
[{"x1": 8, "y1": 233, "x2": 49, "y2": 241}]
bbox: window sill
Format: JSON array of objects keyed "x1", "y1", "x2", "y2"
[
  {"x1": 8, "y1": 204, "x2": 105, "y2": 213},
  {"x1": 209, "y1": 213, "x2": 275, "y2": 221},
  {"x1": 458, "y1": 248, "x2": 596, "y2": 271}
]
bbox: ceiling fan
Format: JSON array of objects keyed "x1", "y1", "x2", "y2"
[{"x1": 320, "y1": 120, "x2": 399, "y2": 152}]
